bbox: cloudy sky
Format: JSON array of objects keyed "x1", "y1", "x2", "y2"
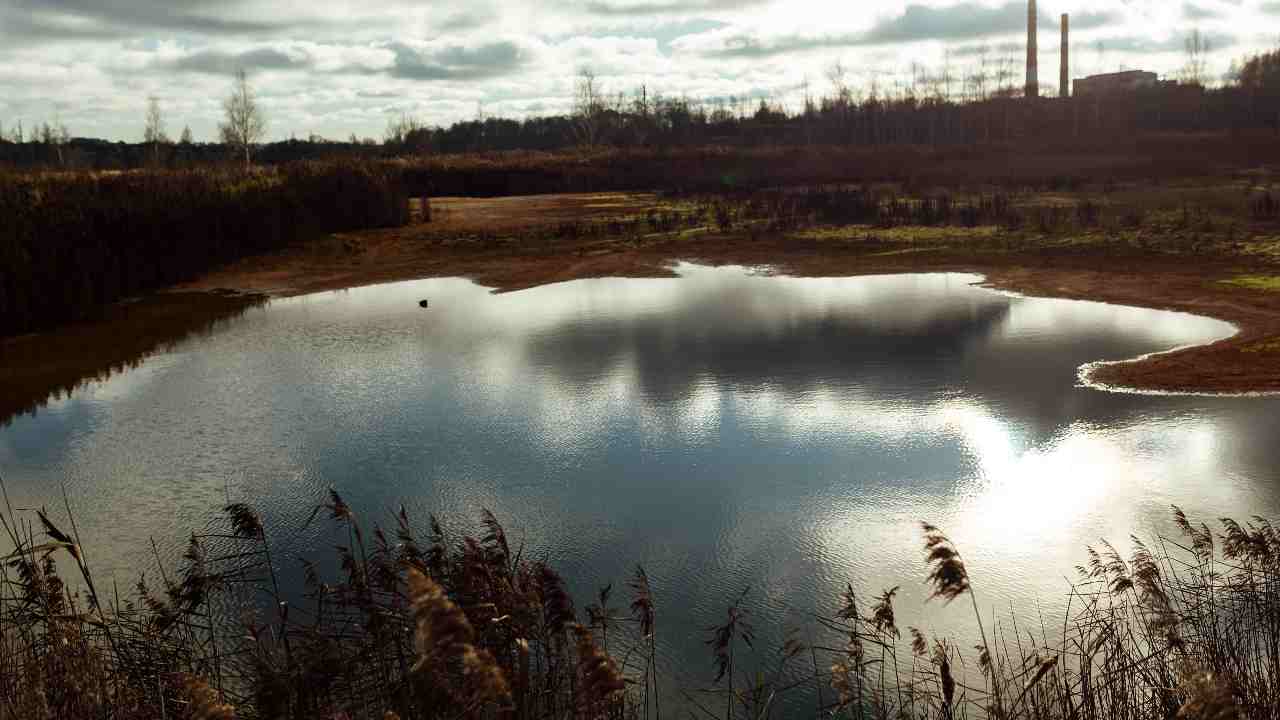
[{"x1": 0, "y1": 0, "x2": 1275, "y2": 142}]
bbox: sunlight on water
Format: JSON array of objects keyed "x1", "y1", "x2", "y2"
[{"x1": 0, "y1": 263, "x2": 1271, "y2": 694}]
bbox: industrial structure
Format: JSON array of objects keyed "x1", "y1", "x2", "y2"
[
  {"x1": 1060, "y1": 14, "x2": 1069, "y2": 98},
  {"x1": 1024, "y1": 0, "x2": 1160, "y2": 101},
  {"x1": 1026, "y1": 0, "x2": 1038, "y2": 98},
  {"x1": 1026, "y1": 1, "x2": 1072, "y2": 99},
  {"x1": 1073, "y1": 70, "x2": 1161, "y2": 97}
]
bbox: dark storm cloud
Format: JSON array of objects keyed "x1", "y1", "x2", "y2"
[
  {"x1": 581, "y1": 0, "x2": 769, "y2": 16},
  {"x1": 1181, "y1": 2, "x2": 1223, "y2": 20},
  {"x1": 1084, "y1": 31, "x2": 1237, "y2": 55},
  {"x1": 949, "y1": 41, "x2": 1022, "y2": 59},
  {"x1": 704, "y1": 2, "x2": 1119, "y2": 59},
  {"x1": 0, "y1": 10, "x2": 119, "y2": 44},
  {"x1": 648, "y1": 18, "x2": 730, "y2": 52},
  {"x1": 2, "y1": 0, "x2": 285, "y2": 39},
  {"x1": 438, "y1": 11, "x2": 491, "y2": 32},
  {"x1": 154, "y1": 39, "x2": 528, "y2": 82},
  {"x1": 388, "y1": 41, "x2": 526, "y2": 81},
  {"x1": 167, "y1": 48, "x2": 311, "y2": 75}
]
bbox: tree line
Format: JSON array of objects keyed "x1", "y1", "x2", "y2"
[
  {"x1": 0, "y1": 69, "x2": 279, "y2": 171},
  {"x1": 4, "y1": 46, "x2": 1280, "y2": 172}
]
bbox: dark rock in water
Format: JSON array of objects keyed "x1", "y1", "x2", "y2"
[{"x1": 418, "y1": 300, "x2": 429, "y2": 308}]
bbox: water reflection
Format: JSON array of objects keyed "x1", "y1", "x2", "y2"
[
  {"x1": 0, "y1": 291, "x2": 264, "y2": 426},
  {"x1": 0, "y1": 264, "x2": 1272, "y2": 697}
]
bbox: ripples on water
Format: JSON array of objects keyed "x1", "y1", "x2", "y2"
[{"x1": 1, "y1": 264, "x2": 1274, "y2": 695}]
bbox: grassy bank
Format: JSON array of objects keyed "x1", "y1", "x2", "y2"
[
  {"x1": 0, "y1": 484, "x2": 1272, "y2": 720},
  {"x1": 0, "y1": 161, "x2": 409, "y2": 338}
]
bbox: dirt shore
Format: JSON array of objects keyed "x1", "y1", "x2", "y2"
[
  {"x1": 4, "y1": 190, "x2": 1276, "y2": 424},
  {"x1": 172, "y1": 192, "x2": 1280, "y2": 396}
]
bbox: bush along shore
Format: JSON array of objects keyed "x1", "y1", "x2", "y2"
[
  {"x1": 0, "y1": 161, "x2": 410, "y2": 338},
  {"x1": 0, "y1": 477, "x2": 1275, "y2": 720}
]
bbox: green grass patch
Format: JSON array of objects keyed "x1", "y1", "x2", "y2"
[
  {"x1": 791, "y1": 224, "x2": 1001, "y2": 244},
  {"x1": 1219, "y1": 275, "x2": 1280, "y2": 292},
  {"x1": 1242, "y1": 337, "x2": 1280, "y2": 353},
  {"x1": 1241, "y1": 236, "x2": 1280, "y2": 258},
  {"x1": 867, "y1": 246, "x2": 943, "y2": 257}
]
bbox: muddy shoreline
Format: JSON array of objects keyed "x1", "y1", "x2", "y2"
[
  {"x1": 174, "y1": 193, "x2": 1280, "y2": 396},
  {"x1": 5, "y1": 191, "x2": 1279, "y2": 423}
]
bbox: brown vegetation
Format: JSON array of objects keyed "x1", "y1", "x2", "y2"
[
  {"x1": 0, "y1": 161, "x2": 408, "y2": 338},
  {"x1": 181, "y1": 174, "x2": 1280, "y2": 395},
  {"x1": 6, "y1": 135, "x2": 1280, "y2": 426},
  {"x1": 394, "y1": 133, "x2": 1280, "y2": 197}
]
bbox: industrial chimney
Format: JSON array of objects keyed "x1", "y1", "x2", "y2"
[
  {"x1": 1060, "y1": 14, "x2": 1069, "y2": 98},
  {"x1": 1026, "y1": 0, "x2": 1039, "y2": 98}
]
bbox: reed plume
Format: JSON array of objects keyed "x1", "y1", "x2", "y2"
[
  {"x1": 1176, "y1": 669, "x2": 1239, "y2": 720},
  {"x1": 572, "y1": 623, "x2": 626, "y2": 717},
  {"x1": 922, "y1": 524, "x2": 969, "y2": 603},
  {"x1": 181, "y1": 675, "x2": 236, "y2": 720},
  {"x1": 922, "y1": 523, "x2": 1003, "y2": 717},
  {"x1": 405, "y1": 566, "x2": 511, "y2": 705},
  {"x1": 869, "y1": 586, "x2": 900, "y2": 639}
]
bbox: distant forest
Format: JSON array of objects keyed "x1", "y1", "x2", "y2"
[{"x1": 4, "y1": 49, "x2": 1280, "y2": 170}]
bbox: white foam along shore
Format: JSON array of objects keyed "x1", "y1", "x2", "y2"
[{"x1": 959, "y1": 274, "x2": 1280, "y2": 398}]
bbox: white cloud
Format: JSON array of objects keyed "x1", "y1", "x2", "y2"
[{"x1": 0, "y1": 0, "x2": 1271, "y2": 141}]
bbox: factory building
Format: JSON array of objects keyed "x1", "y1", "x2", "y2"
[{"x1": 1073, "y1": 71, "x2": 1161, "y2": 97}]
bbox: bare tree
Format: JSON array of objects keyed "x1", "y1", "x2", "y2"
[
  {"x1": 1183, "y1": 29, "x2": 1211, "y2": 86},
  {"x1": 972, "y1": 44, "x2": 991, "y2": 101},
  {"x1": 572, "y1": 67, "x2": 607, "y2": 148},
  {"x1": 219, "y1": 69, "x2": 266, "y2": 167},
  {"x1": 385, "y1": 113, "x2": 431, "y2": 155},
  {"x1": 826, "y1": 60, "x2": 852, "y2": 107},
  {"x1": 180, "y1": 125, "x2": 193, "y2": 145},
  {"x1": 143, "y1": 96, "x2": 169, "y2": 166},
  {"x1": 995, "y1": 48, "x2": 1016, "y2": 97},
  {"x1": 942, "y1": 50, "x2": 954, "y2": 102},
  {"x1": 38, "y1": 120, "x2": 70, "y2": 166},
  {"x1": 625, "y1": 85, "x2": 654, "y2": 146}
]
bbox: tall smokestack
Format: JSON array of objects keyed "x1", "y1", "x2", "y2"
[
  {"x1": 1026, "y1": 0, "x2": 1039, "y2": 98},
  {"x1": 1060, "y1": 14, "x2": 1069, "y2": 98}
]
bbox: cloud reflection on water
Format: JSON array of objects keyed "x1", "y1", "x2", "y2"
[{"x1": 0, "y1": 264, "x2": 1269, "y2": 694}]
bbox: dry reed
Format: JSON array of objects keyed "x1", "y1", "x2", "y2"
[{"x1": 2, "y1": 474, "x2": 1278, "y2": 720}]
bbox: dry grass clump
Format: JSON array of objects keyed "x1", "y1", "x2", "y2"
[
  {"x1": 180, "y1": 675, "x2": 236, "y2": 720},
  {"x1": 2, "y1": 477, "x2": 669, "y2": 719},
  {"x1": 406, "y1": 566, "x2": 511, "y2": 707},
  {"x1": 571, "y1": 623, "x2": 626, "y2": 716}
]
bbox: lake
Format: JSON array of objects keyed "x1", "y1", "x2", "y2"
[{"x1": 1, "y1": 263, "x2": 1276, "y2": 696}]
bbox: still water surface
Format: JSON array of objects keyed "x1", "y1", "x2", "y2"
[{"x1": 2, "y1": 264, "x2": 1276, "y2": 689}]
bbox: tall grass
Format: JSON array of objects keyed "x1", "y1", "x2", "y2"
[
  {"x1": 0, "y1": 474, "x2": 1273, "y2": 720},
  {"x1": 0, "y1": 161, "x2": 409, "y2": 338}
]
